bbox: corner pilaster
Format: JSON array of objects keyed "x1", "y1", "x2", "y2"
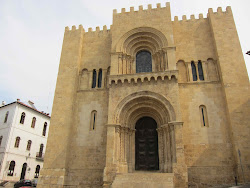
[{"x1": 169, "y1": 121, "x2": 188, "y2": 188}]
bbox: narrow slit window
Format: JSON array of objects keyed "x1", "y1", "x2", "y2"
[
  {"x1": 201, "y1": 108, "x2": 205, "y2": 126},
  {"x1": 93, "y1": 114, "x2": 96, "y2": 129},
  {"x1": 92, "y1": 69, "x2": 97, "y2": 88},
  {"x1": 191, "y1": 61, "x2": 197, "y2": 81},
  {"x1": 198, "y1": 60, "x2": 204, "y2": 81},
  {"x1": 4, "y1": 111, "x2": 9, "y2": 123},
  {"x1": 90, "y1": 110, "x2": 97, "y2": 130},
  {"x1": 200, "y1": 105, "x2": 209, "y2": 127},
  {"x1": 20, "y1": 112, "x2": 26, "y2": 124},
  {"x1": 98, "y1": 69, "x2": 102, "y2": 88}
]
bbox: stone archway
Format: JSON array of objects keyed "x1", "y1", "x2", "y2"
[
  {"x1": 103, "y1": 91, "x2": 187, "y2": 187},
  {"x1": 109, "y1": 91, "x2": 177, "y2": 173}
]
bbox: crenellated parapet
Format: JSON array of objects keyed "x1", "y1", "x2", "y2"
[
  {"x1": 64, "y1": 24, "x2": 111, "y2": 36},
  {"x1": 173, "y1": 6, "x2": 232, "y2": 23},
  {"x1": 113, "y1": 2, "x2": 170, "y2": 15},
  {"x1": 108, "y1": 70, "x2": 178, "y2": 86}
]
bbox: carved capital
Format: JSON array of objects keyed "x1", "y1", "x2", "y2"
[
  {"x1": 156, "y1": 127, "x2": 162, "y2": 133},
  {"x1": 115, "y1": 125, "x2": 121, "y2": 133}
]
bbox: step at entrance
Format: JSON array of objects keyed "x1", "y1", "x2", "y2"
[{"x1": 111, "y1": 172, "x2": 174, "y2": 188}]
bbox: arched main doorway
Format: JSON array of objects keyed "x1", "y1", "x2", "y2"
[
  {"x1": 135, "y1": 117, "x2": 159, "y2": 171},
  {"x1": 106, "y1": 91, "x2": 180, "y2": 175}
]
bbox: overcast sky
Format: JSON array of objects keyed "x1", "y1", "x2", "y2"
[{"x1": 0, "y1": 0, "x2": 249, "y2": 113}]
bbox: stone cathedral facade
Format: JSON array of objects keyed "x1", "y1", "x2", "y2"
[{"x1": 38, "y1": 3, "x2": 250, "y2": 188}]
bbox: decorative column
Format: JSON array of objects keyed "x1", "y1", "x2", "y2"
[
  {"x1": 161, "y1": 50, "x2": 165, "y2": 71},
  {"x1": 157, "y1": 52, "x2": 162, "y2": 71},
  {"x1": 120, "y1": 127, "x2": 125, "y2": 163},
  {"x1": 119, "y1": 127, "x2": 128, "y2": 173},
  {"x1": 115, "y1": 125, "x2": 121, "y2": 164},
  {"x1": 156, "y1": 127, "x2": 164, "y2": 172},
  {"x1": 126, "y1": 55, "x2": 131, "y2": 74},
  {"x1": 161, "y1": 124, "x2": 172, "y2": 173},
  {"x1": 102, "y1": 68, "x2": 106, "y2": 89},
  {"x1": 164, "y1": 50, "x2": 169, "y2": 70},
  {"x1": 122, "y1": 55, "x2": 127, "y2": 74},
  {"x1": 131, "y1": 58, "x2": 136, "y2": 74},
  {"x1": 118, "y1": 53, "x2": 123, "y2": 75},
  {"x1": 129, "y1": 129, "x2": 135, "y2": 172},
  {"x1": 187, "y1": 62, "x2": 193, "y2": 82},
  {"x1": 152, "y1": 54, "x2": 157, "y2": 72},
  {"x1": 124, "y1": 127, "x2": 129, "y2": 163},
  {"x1": 168, "y1": 121, "x2": 188, "y2": 188}
]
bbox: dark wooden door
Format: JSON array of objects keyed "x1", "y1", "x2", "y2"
[{"x1": 135, "y1": 117, "x2": 159, "y2": 171}]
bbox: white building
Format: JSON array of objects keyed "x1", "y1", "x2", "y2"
[{"x1": 0, "y1": 99, "x2": 50, "y2": 182}]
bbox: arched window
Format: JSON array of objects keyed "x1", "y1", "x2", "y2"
[
  {"x1": 90, "y1": 110, "x2": 97, "y2": 130},
  {"x1": 0, "y1": 136, "x2": 3, "y2": 147},
  {"x1": 31, "y1": 117, "x2": 36, "y2": 128},
  {"x1": 34, "y1": 165, "x2": 40, "y2": 178},
  {"x1": 20, "y1": 112, "x2": 26, "y2": 124},
  {"x1": 200, "y1": 105, "x2": 209, "y2": 127},
  {"x1": 14, "y1": 137, "x2": 20, "y2": 148},
  {"x1": 39, "y1": 144, "x2": 44, "y2": 156},
  {"x1": 4, "y1": 111, "x2": 9, "y2": 123},
  {"x1": 198, "y1": 60, "x2": 204, "y2": 81},
  {"x1": 191, "y1": 61, "x2": 197, "y2": 81},
  {"x1": 98, "y1": 69, "x2": 102, "y2": 88},
  {"x1": 136, "y1": 50, "x2": 152, "y2": 73},
  {"x1": 26, "y1": 140, "x2": 32, "y2": 151},
  {"x1": 8, "y1": 161, "x2": 15, "y2": 176},
  {"x1": 42, "y1": 122, "x2": 47, "y2": 136},
  {"x1": 92, "y1": 69, "x2": 97, "y2": 88}
]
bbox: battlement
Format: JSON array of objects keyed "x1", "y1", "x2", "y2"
[
  {"x1": 65, "y1": 25, "x2": 111, "y2": 35},
  {"x1": 173, "y1": 6, "x2": 232, "y2": 22},
  {"x1": 113, "y1": 2, "x2": 170, "y2": 15}
]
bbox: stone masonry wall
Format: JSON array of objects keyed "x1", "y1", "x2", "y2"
[{"x1": 39, "y1": 4, "x2": 250, "y2": 188}]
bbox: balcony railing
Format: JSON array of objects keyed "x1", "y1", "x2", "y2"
[{"x1": 36, "y1": 152, "x2": 44, "y2": 161}]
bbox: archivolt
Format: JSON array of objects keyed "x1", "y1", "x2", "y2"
[
  {"x1": 115, "y1": 27, "x2": 168, "y2": 56},
  {"x1": 114, "y1": 91, "x2": 176, "y2": 128}
]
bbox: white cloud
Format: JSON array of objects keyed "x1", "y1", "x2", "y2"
[{"x1": 0, "y1": 0, "x2": 249, "y2": 113}]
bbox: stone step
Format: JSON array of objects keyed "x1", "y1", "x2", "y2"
[{"x1": 112, "y1": 172, "x2": 174, "y2": 188}]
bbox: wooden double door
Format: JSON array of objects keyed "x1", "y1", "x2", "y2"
[{"x1": 135, "y1": 117, "x2": 159, "y2": 171}]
